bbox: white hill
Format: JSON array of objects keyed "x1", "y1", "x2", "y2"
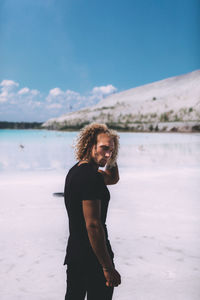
[{"x1": 42, "y1": 70, "x2": 200, "y2": 132}]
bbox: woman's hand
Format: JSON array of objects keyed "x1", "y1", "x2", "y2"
[{"x1": 103, "y1": 267, "x2": 121, "y2": 287}]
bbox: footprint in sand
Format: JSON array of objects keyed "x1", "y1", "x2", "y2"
[
  {"x1": 26, "y1": 268, "x2": 32, "y2": 273},
  {"x1": 188, "y1": 255, "x2": 200, "y2": 260},
  {"x1": 16, "y1": 277, "x2": 21, "y2": 282},
  {"x1": 142, "y1": 235, "x2": 155, "y2": 239},
  {"x1": 6, "y1": 264, "x2": 15, "y2": 273},
  {"x1": 176, "y1": 258, "x2": 184, "y2": 262},
  {"x1": 137, "y1": 256, "x2": 144, "y2": 260},
  {"x1": 165, "y1": 271, "x2": 176, "y2": 279},
  {"x1": 19, "y1": 287, "x2": 27, "y2": 292},
  {"x1": 18, "y1": 253, "x2": 25, "y2": 258},
  {"x1": 34, "y1": 260, "x2": 40, "y2": 264},
  {"x1": 165, "y1": 246, "x2": 183, "y2": 253}
]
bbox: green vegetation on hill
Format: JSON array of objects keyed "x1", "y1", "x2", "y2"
[{"x1": 0, "y1": 121, "x2": 43, "y2": 129}]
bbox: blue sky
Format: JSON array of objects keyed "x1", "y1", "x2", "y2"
[{"x1": 0, "y1": 0, "x2": 199, "y2": 122}]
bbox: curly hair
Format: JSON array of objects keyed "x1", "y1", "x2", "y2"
[{"x1": 74, "y1": 123, "x2": 120, "y2": 165}]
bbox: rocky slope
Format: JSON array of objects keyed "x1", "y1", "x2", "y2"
[{"x1": 42, "y1": 70, "x2": 200, "y2": 132}]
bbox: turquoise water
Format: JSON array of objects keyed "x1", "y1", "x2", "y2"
[
  {"x1": 0, "y1": 129, "x2": 200, "y2": 172},
  {"x1": 0, "y1": 129, "x2": 75, "y2": 141}
]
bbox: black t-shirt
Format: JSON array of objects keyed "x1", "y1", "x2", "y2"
[{"x1": 63, "y1": 162, "x2": 114, "y2": 265}]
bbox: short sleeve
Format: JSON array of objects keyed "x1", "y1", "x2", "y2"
[{"x1": 81, "y1": 170, "x2": 101, "y2": 201}]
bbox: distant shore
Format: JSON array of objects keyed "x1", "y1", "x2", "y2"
[
  {"x1": 0, "y1": 121, "x2": 43, "y2": 129},
  {"x1": 42, "y1": 121, "x2": 200, "y2": 133},
  {"x1": 1, "y1": 121, "x2": 200, "y2": 133}
]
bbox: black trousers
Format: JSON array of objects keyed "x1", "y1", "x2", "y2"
[{"x1": 65, "y1": 259, "x2": 114, "y2": 300}]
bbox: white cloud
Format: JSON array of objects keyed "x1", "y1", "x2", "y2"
[
  {"x1": 47, "y1": 103, "x2": 63, "y2": 109},
  {"x1": 47, "y1": 88, "x2": 81, "y2": 102},
  {"x1": 66, "y1": 90, "x2": 80, "y2": 97},
  {"x1": 18, "y1": 87, "x2": 30, "y2": 95},
  {"x1": 46, "y1": 88, "x2": 84, "y2": 111},
  {"x1": 0, "y1": 80, "x2": 20, "y2": 102},
  {"x1": 46, "y1": 88, "x2": 64, "y2": 102},
  {"x1": 45, "y1": 85, "x2": 117, "y2": 113},
  {"x1": 0, "y1": 79, "x2": 118, "y2": 121},
  {"x1": 31, "y1": 89, "x2": 40, "y2": 96},
  {"x1": 28, "y1": 101, "x2": 42, "y2": 107},
  {"x1": 0, "y1": 80, "x2": 41, "y2": 110},
  {"x1": 0, "y1": 93, "x2": 8, "y2": 103},
  {"x1": 49, "y1": 88, "x2": 63, "y2": 97},
  {"x1": 0, "y1": 80, "x2": 19, "y2": 87},
  {"x1": 92, "y1": 84, "x2": 117, "y2": 96}
]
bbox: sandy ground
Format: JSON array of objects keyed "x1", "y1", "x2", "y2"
[{"x1": 1, "y1": 163, "x2": 200, "y2": 300}]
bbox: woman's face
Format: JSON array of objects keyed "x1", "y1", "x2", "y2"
[{"x1": 91, "y1": 133, "x2": 114, "y2": 167}]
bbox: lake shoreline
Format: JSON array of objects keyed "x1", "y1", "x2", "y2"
[{"x1": 1, "y1": 120, "x2": 200, "y2": 133}]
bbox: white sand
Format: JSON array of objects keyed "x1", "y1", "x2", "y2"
[{"x1": 0, "y1": 134, "x2": 200, "y2": 299}]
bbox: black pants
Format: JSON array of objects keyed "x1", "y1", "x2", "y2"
[{"x1": 65, "y1": 259, "x2": 114, "y2": 300}]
